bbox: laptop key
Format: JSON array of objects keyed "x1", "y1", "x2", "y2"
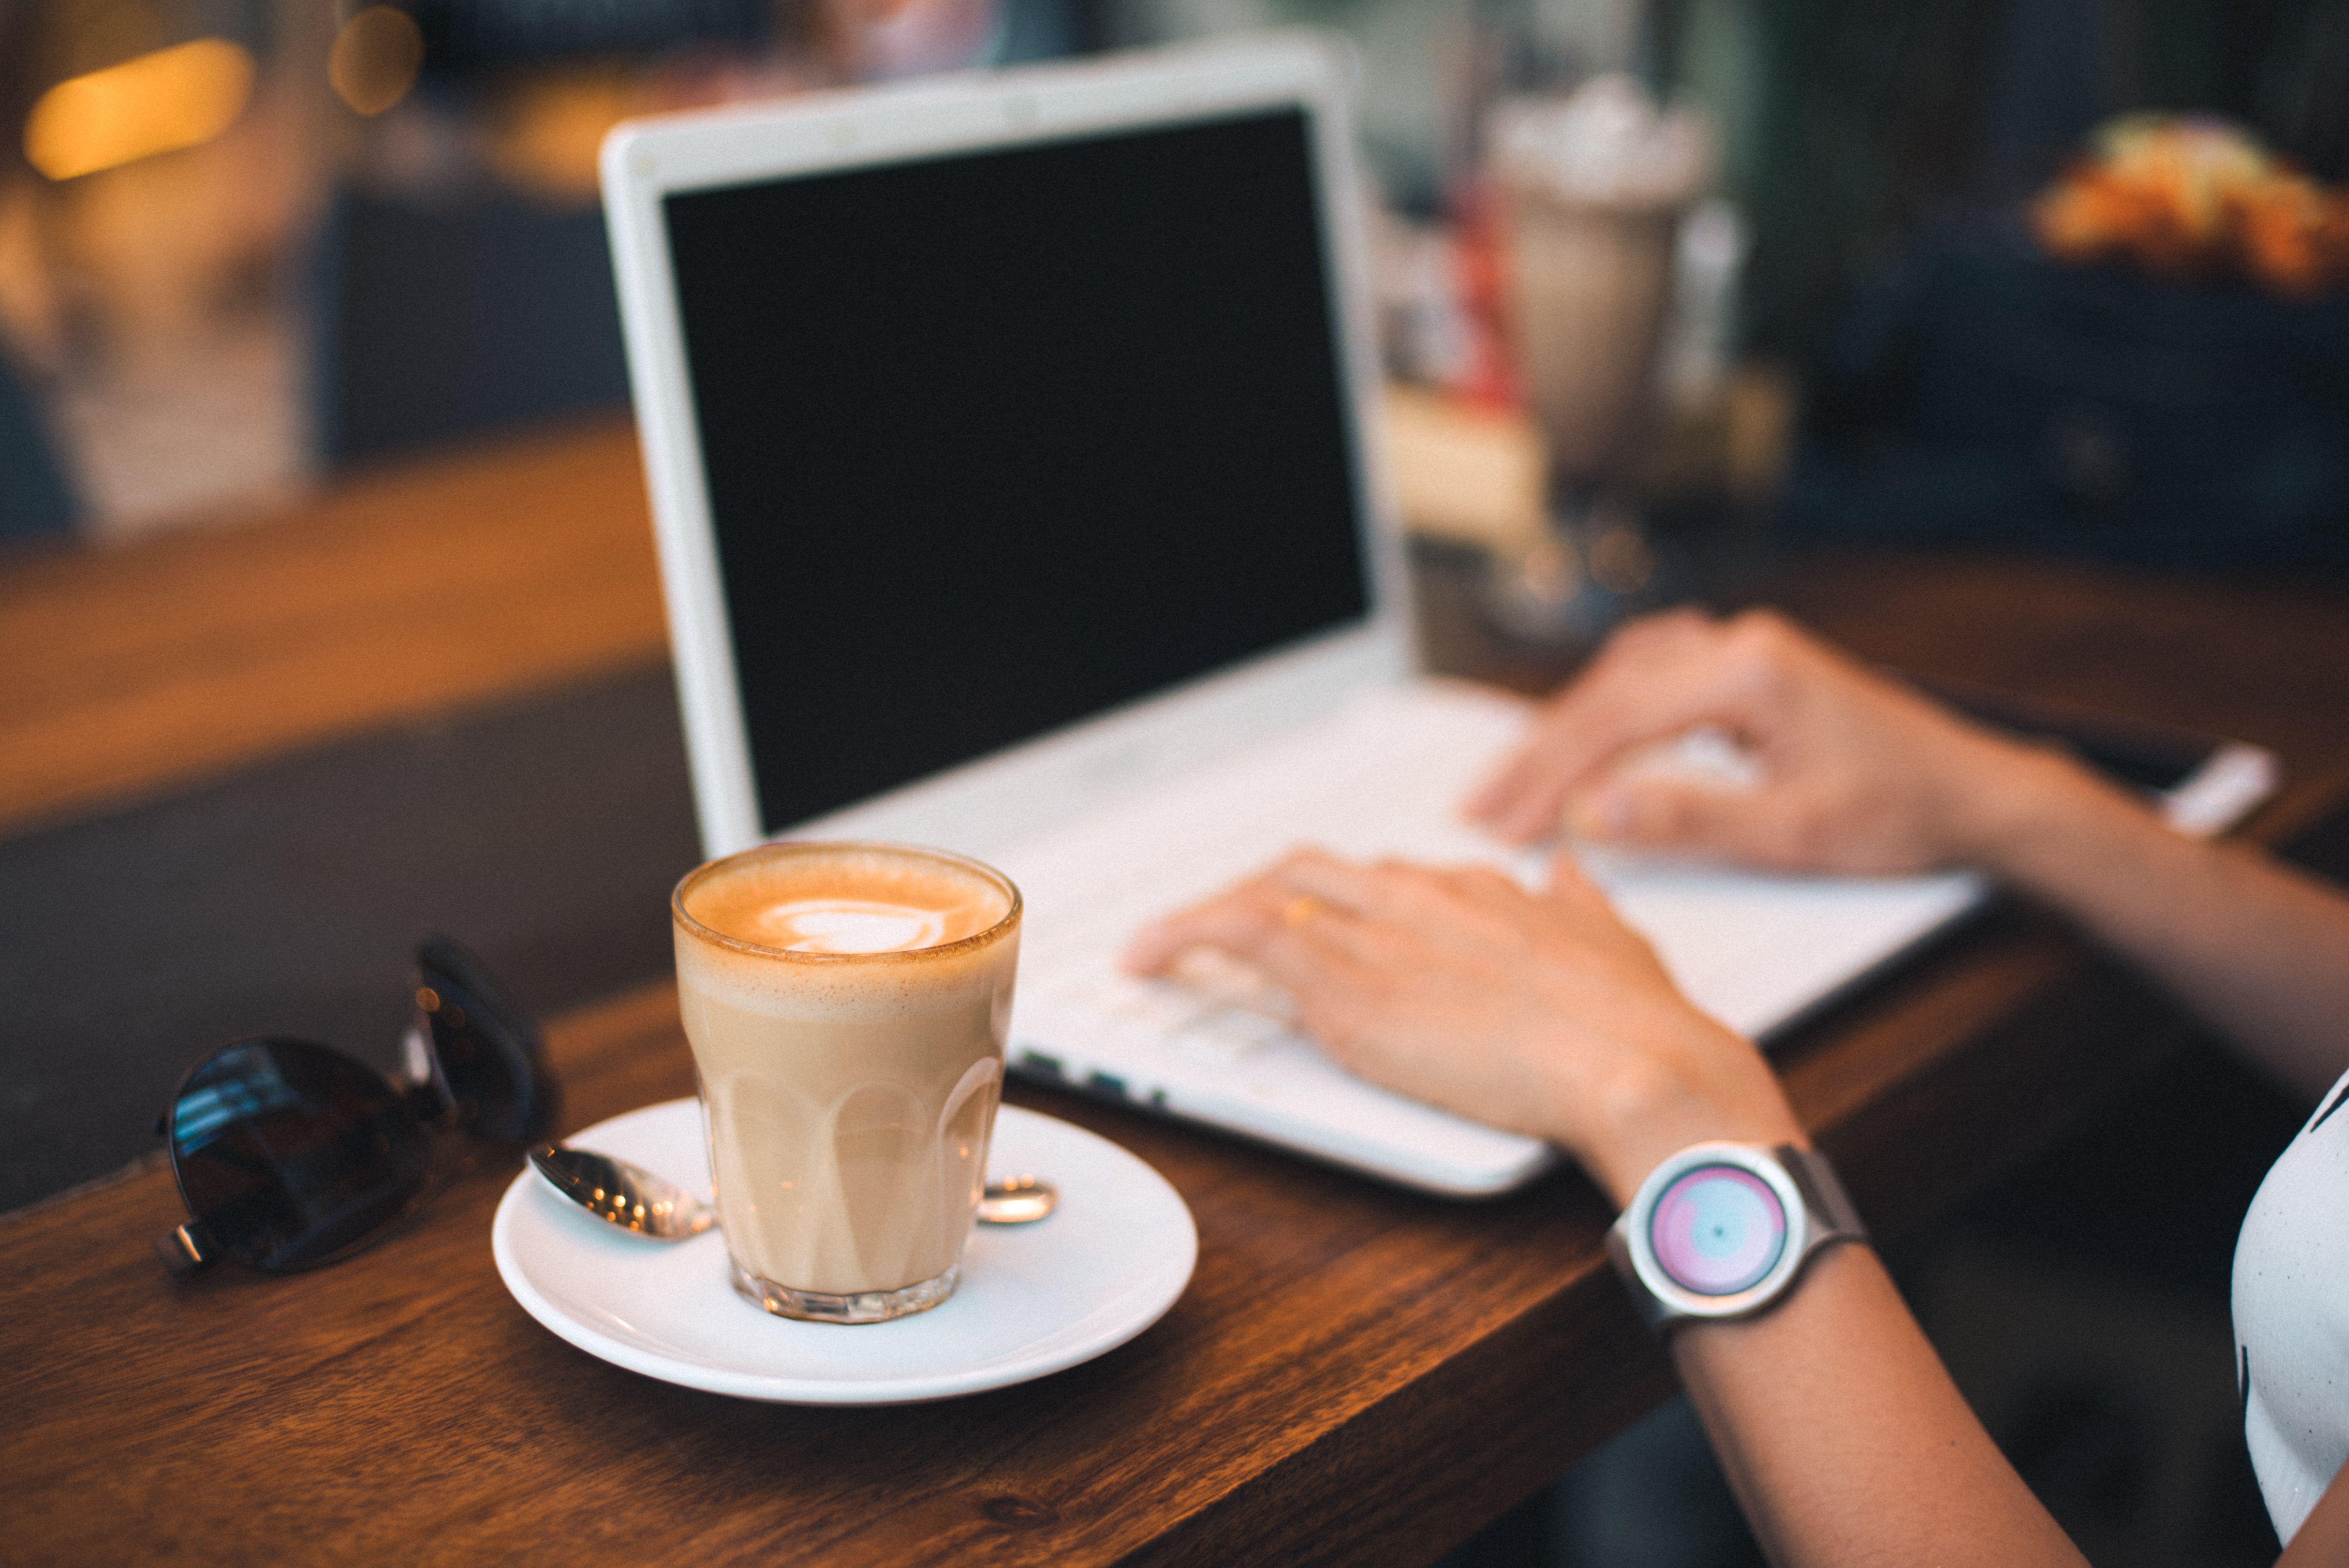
[
  {"x1": 1165, "y1": 1008, "x2": 1283, "y2": 1062},
  {"x1": 1103, "y1": 981, "x2": 1211, "y2": 1034}
]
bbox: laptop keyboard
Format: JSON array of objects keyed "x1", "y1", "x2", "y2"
[
  {"x1": 998, "y1": 683, "x2": 1536, "y2": 1091},
  {"x1": 989, "y1": 679, "x2": 1990, "y2": 1192}
]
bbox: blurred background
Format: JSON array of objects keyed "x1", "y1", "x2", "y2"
[
  {"x1": 3, "y1": 3, "x2": 2346, "y2": 1564},
  {"x1": 4, "y1": 0, "x2": 2344, "y2": 561}
]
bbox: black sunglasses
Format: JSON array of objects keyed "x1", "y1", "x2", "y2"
[{"x1": 154, "y1": 935, "x2": 562, "y2": 1276}]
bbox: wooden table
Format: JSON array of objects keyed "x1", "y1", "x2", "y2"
[{"x1": 7, "y1": 420, "x2": 2349, "y2": 1566}]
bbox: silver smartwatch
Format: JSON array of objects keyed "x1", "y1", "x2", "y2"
[{"x1": 1607, "y1": 1142, "x2": 1869, "y2": 1331}]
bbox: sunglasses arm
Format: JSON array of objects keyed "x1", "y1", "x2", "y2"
[
  {"x1": 156, "y1": 1219, "x2": 223, "y2": 1277},
  {"x1": 399, "y1": 1025, "x2": 457, "y2": 1120}
]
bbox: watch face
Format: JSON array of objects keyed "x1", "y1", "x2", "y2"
[{"x1": 1648, "y1": 1163, "x2": 1788, "y2": 1297}]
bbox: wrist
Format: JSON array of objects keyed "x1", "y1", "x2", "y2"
[
  {"x1": 1957, "y1": 743, "x2": 2199, "y2": 905},
  {"x1": 1932, "y1": 733, "x2": 2092, "y2": 872},
  {"x1": 1577, "y1": 1028, "x2": 1806, "y2": 1210}
]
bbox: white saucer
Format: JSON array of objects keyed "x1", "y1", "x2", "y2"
[{"x1": 493, "y1": 1099, "x2": 1195, "y2": 1404}]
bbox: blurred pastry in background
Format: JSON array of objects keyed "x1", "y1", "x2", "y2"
[{"x1": 2032, "y1": 114, "x2": 2349, "y2": 298}]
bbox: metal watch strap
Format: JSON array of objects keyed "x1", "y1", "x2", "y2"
[{"x1": 1775, "y1": 1144, "x2": 1866, "y2": 1249}]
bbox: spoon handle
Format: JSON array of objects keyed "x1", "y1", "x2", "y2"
[
  {"x1": 529, "y1": 1144, "x2": 717, "y2": 1239},
  {"x1": 532, "y1": 1143, "x2": 1058, "y2": 1235}
]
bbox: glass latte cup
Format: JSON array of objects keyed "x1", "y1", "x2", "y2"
[{"x1": 670, "y1": 841, "x2": 1021, "y2": 1323}]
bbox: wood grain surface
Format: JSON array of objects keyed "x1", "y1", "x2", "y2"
[
  {"x1": 0, "y1": 418, "x2": 666, "y2": 836},
  {"x1": 0, "y1": 893, "x2": 2266, "y2": 1568},
  {"x1": 6, "y1": 429, "x2": 2349, "y2": 1565}
]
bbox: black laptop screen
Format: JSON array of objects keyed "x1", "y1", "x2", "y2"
[{"x1": 663, "y1": 107, "x2": 1371, "y2": 837}]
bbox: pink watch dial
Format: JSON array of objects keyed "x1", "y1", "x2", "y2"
[{"x1": 1649, "y1": 1164, "x2": 1787, "y2": 1296}]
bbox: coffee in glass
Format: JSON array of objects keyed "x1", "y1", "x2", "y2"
[{"x1": 671, "y1": 841, "x2": 1021, "y2": 1323}]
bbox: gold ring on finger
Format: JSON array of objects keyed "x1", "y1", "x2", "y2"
[{"x1": 1282, "y1": 894, "x2": 1324, "y2": 928}]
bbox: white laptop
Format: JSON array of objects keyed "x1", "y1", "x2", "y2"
[{"x1": 599, "y1": 37, "x2": 2276, "y2": 1197}]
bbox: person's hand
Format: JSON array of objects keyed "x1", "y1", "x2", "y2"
[
  {"x1": 1464, "y1": 608, "x2": 2061, "y2": 874},
  {"x1": 1119, "y1": 847, "x2": 1802, "y2": 1206}
]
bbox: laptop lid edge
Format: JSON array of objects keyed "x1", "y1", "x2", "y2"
[{"x1": 603, "y1": 125, "x2": 764, "y2": 856}]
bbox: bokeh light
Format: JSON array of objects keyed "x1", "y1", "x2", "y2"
[
  {"x1": 23, "y1": 38, "x2": 258, "y2": 182},
  {"x1": 329, "y1": 7, "x2": 427, "y2": 118}
]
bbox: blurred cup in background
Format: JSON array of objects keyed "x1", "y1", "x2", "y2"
[
  {"x1": 1489, "y1": 77, "x2": 1713, "y2": 486},
  {"x1": 1481, "y1": 77, "x2": 1713, "y2": 642}
]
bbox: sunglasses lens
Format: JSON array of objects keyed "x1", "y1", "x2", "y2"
[
  {"x1": 414, "y1": 936, "x2": 560, "y2": 1144},
  {"x1": 167, "y1": 1039, "x2": 432, "y2": 1272}
]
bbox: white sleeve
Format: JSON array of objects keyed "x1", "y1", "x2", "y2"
[{"x1": 2233, "y1": 1066, "x2": 2349, "y2": 1545}]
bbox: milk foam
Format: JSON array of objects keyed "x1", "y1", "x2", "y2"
[{"x1": 675, "y1": 843, "x2": 1017, "y2": 1020}]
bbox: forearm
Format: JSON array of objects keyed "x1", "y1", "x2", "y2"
[
  {"x1": 1958, "y1": 751, "x2": 2349, "y2": 1099},
  {"x1": 1670, "y1": 1246, "x2": 2085, "y2": 1568}
]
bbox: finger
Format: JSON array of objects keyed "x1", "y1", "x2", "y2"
[
  {"x1": 1469, "y1": 627, "x2": 1769, "y2": 845},
  {"x1": 1543, "y1": 848, "x2": 1677, "y2": 966},
  {"x1": 1568, "y1": 778, "x2": 1792, "y2": 866},
  {"x1": 1119, "y1": 878, "x2": 1288, "y2": 974},
  {"x1": 1468, "y1": 611, "x2": 1750, "y2": 836},
  {"x1": 1262, "y1": 916, "x2": 1392, "y2": 1015},
  {"x1": 1120, "y1": 849, "x2": 1383, "y2": 975},
  {"x1": 1459, "y1": 648, "x2": 1649, "y2": 829},
  {"x1": 1128, "y1": 891, "x2": 1381, "y2": 1025},
  {"x1": 1542, "y1": 847, "x2": 1614, "y2": 912},
  {"x1": 1262, "y1": 845, "x2": 1375, "y2": 901},
  {"x1": 1273, "y1": 850, "x2": 1463, "y2": 930}
]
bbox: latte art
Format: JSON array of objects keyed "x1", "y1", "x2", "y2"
[
  {"x1": 683, "y1": 844, "x2": 1006, "y2": 960},
  {"x1": 755, "y1": 899, "x2": 949, "y2": 954}
]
